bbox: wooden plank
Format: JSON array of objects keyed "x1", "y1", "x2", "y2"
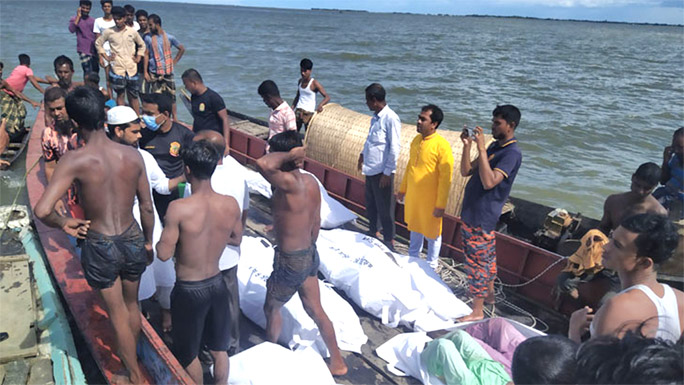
[{"x1": 0, "y1": 255, "x2": 38, "y2": 362}]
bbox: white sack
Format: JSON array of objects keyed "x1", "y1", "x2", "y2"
[
  {"x1": 316, "y1": 229, "x2": 471, "y2": 330},
  {"x1": 228, "y1": 342, "x2": 335, "y2": 385},
  {"x1": 238, "y1": 236, "x2": 367, "y2": 356},
  {"x1": 243, "y1": 167, "x2": 357, "y2": 228}
]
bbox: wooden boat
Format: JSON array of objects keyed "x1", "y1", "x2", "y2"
[
  {"x1": 25, "y1": 108, "x2": 193, "y2": 385},
  {"x1": 0, "y1": 204, "x2": 86, "y2": 384},
  {"x1": 220, "y1": 108, "x2": 614, "y2": 317},
  {"x1": 1, "y1": 127, "x2": 32, "y2": 169}
]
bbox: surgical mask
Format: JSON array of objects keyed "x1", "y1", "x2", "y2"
[{"x1": 142, "y1": 114, "x2": 161, "y2": 131}]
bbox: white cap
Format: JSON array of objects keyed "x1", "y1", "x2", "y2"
[{"x1": 107, "y1": 106, "x2": 139, "y2": 125}]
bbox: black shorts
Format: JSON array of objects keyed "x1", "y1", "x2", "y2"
[
  {"x1": 171, "y1": 273, "x2": 230, "y2": 367},
  {"x1": 266, "y1": 245, "x2": 320, "y2": 303},
  {"x1": 80, "y1": 222, "x2": 147, "y2": 289}
]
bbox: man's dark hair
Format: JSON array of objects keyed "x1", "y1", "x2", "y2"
[
  {"x1": 421, "y1": 104, "x2": 443, "y2": 129},
  {"x1": 182, "y1": 141, "x2": 219, "y2": 180},
  {"x1": 575, "y1": 330, "x2": 683, "y2": 384},
  {"x1": 53, "y1": 55, "x2": 74, "y2": 72},
  {"x1": 85, "y1": 72, "x2": 100, "y2": 85},
  {"x1": 18, "y1": 54, "x2": 30, "y2": 66},
  {"x1": 365, "y1": 83, "x2": 386, "y2": 102},
  {"x1": 493, "y1": 104, "x2": 521, "y2": 129},
  {"x1": 300, "y1": 58, "x2": 313, "y2": 71},
  {"x1": 268, "y1": 130, "x2": 302, "y2": 153},
  {"x1": 100, "y1": 0, "x2": 113, "y2": 6},
  {"x1": 142, "y1": 93, "x2": 173, "y2": 116},
  {"x1": 0, "y1": 62, "x2": 4, "y2": 69},
  {"x1": 80, "y1": 0, "x2": 92, "y2": 7},
  {"x1": 44, "y1": 86, "x2": 68, "y2": 104},
  {"x1": 147, "y1": 14, "x2": 161, "y2": 26},
  {"x1": 181, "y1": 68, "x2": 203, "y2": 83},
  {"x1": 135, "y1": 9, "x2": 148, "y2": 19},
  {"x1": 258, "y1": 80, "x2": 280, "y2": 98},
  {"x1": 633, "y1": 162, "x2": 661, "y2": 187},
  {"x1": 674, "y1": 127, "x2": 684, "y2": 138},
  {"x1": 123, "y1": 4, "x2": 134, "y2": 14},
  {"x1": 621, "y1": 213, "x2": 678, "y2": 265},
  {"x1": 65, "y1": 86, "x2": 105, "y2": 131},
  {"x1": 512, "y1": 335, "x2": 578, "y2": 384},
  {"x1": 111, "y1": 6, "x2": 125, "y2": 18}
]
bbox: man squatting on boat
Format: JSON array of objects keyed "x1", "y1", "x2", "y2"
[{"x1": 23, "y1": 1, "x2": 684, "y2": 382}]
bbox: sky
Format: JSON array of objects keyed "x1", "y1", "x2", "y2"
[{"x1": 144, "y1": 0, "x2": 684, "y2": 24}]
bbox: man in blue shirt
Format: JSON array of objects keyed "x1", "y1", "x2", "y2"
[
  {"x1": 357, "y1": 83, "x2": 402, "y2": 251},
  {"x1": 459, "y1": 105, "x2": 523, "y2": 321}
]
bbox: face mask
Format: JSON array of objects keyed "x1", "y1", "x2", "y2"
[{"x1": 142, "y1": 114, "x2": 160, "y2": 131}]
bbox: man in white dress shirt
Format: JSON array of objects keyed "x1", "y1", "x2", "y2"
[
  {"x1": 184, "y1": 130, "x2": 249, "y2": 355},
  {"x1": 106, "y1": 105, "x2": 183, "y2": 332},
  {"x1": 357, "y1": 83, "x2": 401, "y2": 251}
]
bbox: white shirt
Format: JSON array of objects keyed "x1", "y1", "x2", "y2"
[
  {"x1": 93, "y1": 17, "x2": 115, "y2": 55},
  {"x1": 361, "y1": 105, "x2": 401, "y2": 176},
  {"x1": 185, "y1": 155, "x2": 250, "y2": 270},
  {"x1": 133, "y1": 149, "x2": 170, "y2": 257}
]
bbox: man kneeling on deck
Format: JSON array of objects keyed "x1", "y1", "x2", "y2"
[
  {"x1": 35, "y1": 86, "x2": 155, "y2": 384},
  {"x1": 156, "y1": 140, "x2": 242, "y2": 384},
  {"x1": 255, "y1": 130, "x2": 348, "y2": 376}
]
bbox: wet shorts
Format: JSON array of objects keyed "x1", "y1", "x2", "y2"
[
  {"x1": 461, "y1": 223, "x2": 497, "y2": 298},
  {"x1": 266, "y1": 245, "x2": 320, "y2": 303},
  {"x1": 80, "y1": 222, "x2": 147, "y2": 289},
  {"x1": 171, "y1": 273, "x2": 230, "y2": 367},
  {"x1": 295, "y1": 108, "x2": 314, "y2": 127},
  {"x1": 109, "y1": 70, "x2": 140, "y2": 98}
]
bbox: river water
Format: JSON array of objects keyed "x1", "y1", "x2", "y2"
[{"x1": 1, "y1": 1, "x2": 682, "y2": 218}]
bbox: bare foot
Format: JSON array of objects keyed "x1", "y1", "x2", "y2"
[
  {"x1": 458, "y1": 312, "x2": 485, "y2": 323},
  {"x1": 568, "y1": 288, "x2": 579, "y2": 299},
  {"x1": 161, "y1": 309, "x2": 172, "y2": 333},
  {"x1": 264, "y1": 224, "x2": 274, "y2": 233},
  {"x1": 328, "y1": 358, "x2": 348, "y2": 376},
  {"x1": 0, "y1": 159, "x2": 10, "y2": 169},
  {"x1": 110, "y1": 374, "x2": 133, "y2": 385}
]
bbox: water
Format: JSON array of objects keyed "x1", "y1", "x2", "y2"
[{"x1": 1, "y1": 1, "x2": 682, "y2": 218}]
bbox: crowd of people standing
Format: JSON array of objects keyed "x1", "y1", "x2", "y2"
[{"x1": 1, "y1": 0, "x2": 682, "y2": 383}]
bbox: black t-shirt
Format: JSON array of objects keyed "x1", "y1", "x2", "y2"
[
  {"x1": 140, "y1": 122, "x2": 195, "y2": 178},
  {"x1": 191, "y1": 88, "x2": 226, "y2": 134}
]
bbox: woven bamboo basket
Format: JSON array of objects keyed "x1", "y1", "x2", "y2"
[{"x1": 304, "y1": 103, "x2": 494, "y2": 216}]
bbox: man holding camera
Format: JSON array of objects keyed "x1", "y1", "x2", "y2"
[{"x1": 459, "y1": 105, "x2": 523, "y2": 321}]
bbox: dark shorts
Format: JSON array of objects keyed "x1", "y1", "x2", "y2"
[
  {"x1": 80, "y1": 222, "x2": 147, "y2": 289},
  {"x1": 266, "y1": 245, "x2": 320, "y2": 303},
  {"x1": 461, "y1": 222, "x2": 497, "y2": 298},
  {"x1": 79, "y1": 52, "x2": 100, "y2": 75},
  {"x1": 109, "y1": 70, "x2": 140, "y2": 98},
  {"x1": 171, "y1": 273, "x2": 230, "y2": 367}
]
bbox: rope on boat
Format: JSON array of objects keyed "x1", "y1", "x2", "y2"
[{"x1": 437, "y1": 258, "x2": 550, "y2": 332}]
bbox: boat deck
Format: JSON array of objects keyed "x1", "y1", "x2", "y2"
[{"x1": 142, "y1": 108, "x2": 570, "y2": 383}]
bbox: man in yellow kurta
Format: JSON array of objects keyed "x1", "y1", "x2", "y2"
[{"x1": 398, "y1": 104, "x2": 454, "y2": 270}]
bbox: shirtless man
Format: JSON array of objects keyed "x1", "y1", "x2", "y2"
[
  {"x1": 569, "y1": 213, "x2": 683, "y2": 343},
  {"x1": 157, "y1": 140, "x2": 242, "y2": 385},
  {"x1": 34, "y1": 86, "x2": 155, "y2": 385},
  {"x1": 599, "y1": 162, "x2": 667, "y2": 235},
  {"x1": 255, "y1": 130, "x2": 347, "y2": 376}
]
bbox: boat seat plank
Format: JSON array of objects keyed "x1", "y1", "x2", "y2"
[{"x1": 0, "y1": 255, "x2": 38, "y2": 362}]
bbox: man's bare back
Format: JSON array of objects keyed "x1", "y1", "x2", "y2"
[
  {"x1": 159, "y1": 188, "x2": 242, "y2": 281},
  {"x1": 272, "y1": 170, "x2": 321, "y2": 252},
  {"x1": 600, "y1": 192, "x2": 667, "y2": 234}
]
